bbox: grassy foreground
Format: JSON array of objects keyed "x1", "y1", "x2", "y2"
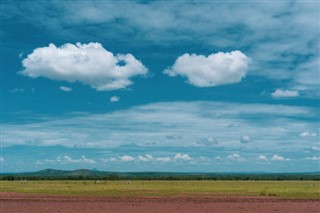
[{"x1": 1, "y1": 180, "x2": 319, "y2": 199}]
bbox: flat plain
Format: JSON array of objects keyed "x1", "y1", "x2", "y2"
[
  {"x1": 1, "y1": 180, "x2": 320, "y2": 198},
  {"x1": 1, "y1": 180, "x2": 319, "y2": 213}
]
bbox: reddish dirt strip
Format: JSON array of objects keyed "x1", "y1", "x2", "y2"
[{"x1": 1, "y1": 193, "x2": 319, "y2": 213}]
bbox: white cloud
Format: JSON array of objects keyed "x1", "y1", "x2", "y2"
[
  {"x1": 21, "y1": 43, "x2": 148, "y2": 91},
  {"x1": 5, "y1": 2, "x2": 319, "y2": 96},
  {"x1": 110, "y1": 157, "x2": 118, "y2": 162},
  {"x1": 271, "y1": 155, "x2": 290, "y2": 161},
  {"x1": 110, "y1": 96, "x2": 120, "y2": 103},
  {"x1": 206, "y1": 137, "x2": 217, "y2": 144},
  {"x1": 138, "y1": 154, "x2": 153, "y2": 162},
  {"x1": 120, "y1": 155, "x2": 135, "y2": 162},
  {"x1": 199, "y1": 156, "x2": 211, "y2": 161},
  {"x1": 37, "y1": 155, "x2": 96, "y2": 164},
  {"x1": 227, "y1": 153, "x2": 242, "y2": 160},
  {"x1": 156, "y1": 157, "x2": 171, "y2": 162},
  {"x1": 10, "y1": 88, "x2": 24, "y2": 93},
  {"x1": 2, "y1": 101, "x2": 318, "y2": 154},
  {"x1": 77, "y1": 155, "x2": 96, "y2": 164},
  {"x1": 197, "y1": 137, "x2": 218, "y2": 146},
  {"x1": 164, "y1": 51, "x2": 250, "y2": 87},
  {"x1": 258, "y1": 155, "x2": 268, "y2": 161},
  {"x1": 0, "y1": 157, "x2": 4, "y2": 162},
  {"x1": 271, "y1": 89, "x2": 299, "y2": 98},
  {"x1": 306, "y1": 156, "x2": 320, "y2": 161},
  {"x1": 174, "y1": 153, "x2": 192, "y2": 161},
  {"x1": 60, "y1": 86, "x2": 72, "y2": 92},
  {"x1": 100, "y1": 157, "x2": 118, "y2": 163},
  {"x1": 240, "y1": 135, "x2": 251, "y2": 143},
  {"x1": 311, "y1": 146, "x2": 320, "y2": 151},
  {"x1": 299, "y1": 131, "x2": 317, "y2": 137}
]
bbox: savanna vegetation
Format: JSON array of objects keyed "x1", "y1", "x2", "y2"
[{"x1": 1, "y1": 180, "x2": 319, "y2": 199}]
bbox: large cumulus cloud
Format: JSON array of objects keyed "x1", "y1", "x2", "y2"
[{"x1": 20, "y1": 42, "x2": 148, "y2": 91}]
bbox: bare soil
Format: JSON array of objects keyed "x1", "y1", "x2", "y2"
[{"x1": 0, "y1": 192, "x2": 319, "y2": 213}]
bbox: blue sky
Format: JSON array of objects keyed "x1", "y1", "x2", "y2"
[{"x1": 1, "y1": 0, "x2": 319, "y2": 173}]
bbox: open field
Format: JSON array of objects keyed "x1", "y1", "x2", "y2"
[
  {"x1": 1, "y1": 181, "x2": 319, "y2": 212},
  {"x1": 1, "y1": 180, "x2": 319, "y2": 198}
]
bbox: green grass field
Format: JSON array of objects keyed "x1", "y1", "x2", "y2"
[{"x1": 1, "y1": 180, "x2": 319, "y2": 199}]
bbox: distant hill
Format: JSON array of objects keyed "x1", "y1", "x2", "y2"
[{"x1": 1, "y1": 169, "x2": 319, "y2": 180}]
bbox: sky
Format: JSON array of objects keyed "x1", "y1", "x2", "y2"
[{"x1": 1, "y1": 0, "x2": 319, "y2": 173}]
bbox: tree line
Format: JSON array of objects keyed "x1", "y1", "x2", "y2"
[{"x1": 1, "y1": 174, "x2": 319, "y2": 181}]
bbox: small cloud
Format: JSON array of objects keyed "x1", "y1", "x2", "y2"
[
  {"x1": 35, "y1": 160, "x2": 44, "y2": 165},
  {"x1": 271, "y1": 155, "x2": 290, "y2": 161},
  {"x1": 271, "y1": 89, "x2": 299, "y2": 98},
  {"x1": 299, "y1": 131, "x2": 317, "y2": 137},
  {"x1": 164, "y1": 51, "x2": 250, "y2": 87},
  {"x1": 206, "y1": 137, "x2": 218, "y2": 144},
  {"x1": 78, "y1": 155, "x2": 96, "y2": 164},
  {"x1": 10, "y1": 88, "x2": 24, "y2": 93},
  {"x1": 18, "y1": 52, "x2": 24, "y2": 58},
  {"x1": 174, "y1": 153, "x2": 192, "y2": 161},
  {"x1": 38, "y1": 155, "x2": 96, "y2": 164},
  {"x1": 197, "y1": 137, "x2": 218, "y2": 146},
  {"x1": 138, "y1": 154, "x2": 153, "y2": 161},
  {"x1": 166, "y1": 135, "x2": 182, "y2": 140},
  {"x1": 258, "y1": 155, "x2": 268, "y2": 161},
  {"x1": 110, "y1": 157, "x2": 118, "y2": 162},
  {"x1": 227, "y1": 153, "x2": 242, "y2": 160},
  {"x1": 156, "y1": 157, "x2": 171, "y2": 162},
  {"x1": 199, "y1": 156, "x2": 211, "y2": 161},
  {"x1": 60, "y1": 86, "x2": 72, "y2": 92},
  {"x1": 305, "y1": 156, "x2": 320, "y2": 161},
  {"x1": 59, "y1": 155, "x2": 96, "y2": 164},
  {"x1": 240, "y1": 135, "x2": 251, "y2": 143},
  {"x1": 101, "y1": 157, "x2": 118, "y2": 163},
  {"x1": 110, "y1": 96, "x2": 120, "y2": 103},
  {"x1": 0, "y1": 157, "x2": 4, "y2": 162},
  {"x1": 311, "y1": 146, "x2": 320, "y2": 151},
  {"x1": 120, "y1": 155, "x2": 135, "y2": 162},
  {"x1": 260, "y1": 90, "x2": 267, "y2": 96},
  {"x1": 100, "y1": 158, "x2": 108, "y2": 163},
  {"x1": 215, "y1": 156, "x2": 221, "y2": 160}
]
